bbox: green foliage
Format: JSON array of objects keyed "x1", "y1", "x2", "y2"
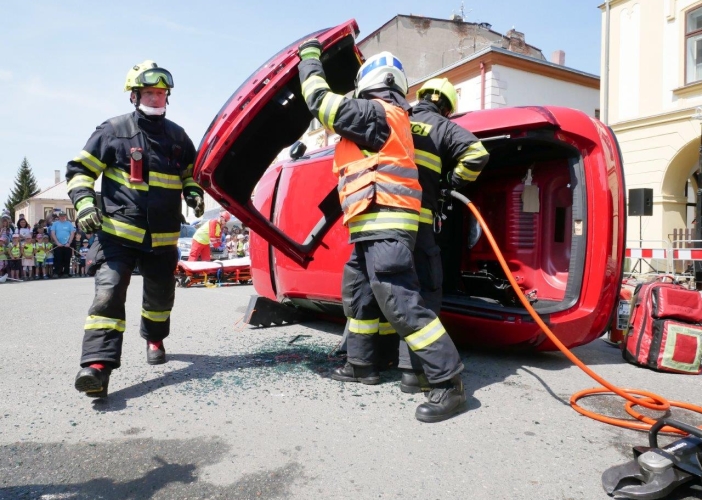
[{"x1": 4, "y1": 157, "x2": 40, "y2": 220}]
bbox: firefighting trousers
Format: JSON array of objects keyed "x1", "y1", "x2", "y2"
[
  {"x1": 398, "y1": 224, "x2": 443, "y2": 371},
  {"x1": 341, "y1": 238, "x2": 463, "y2": 383},
  {"x1": 80, "y1": 238, "x2": 178, "y2": 369}
]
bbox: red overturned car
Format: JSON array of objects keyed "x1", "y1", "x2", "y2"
[{"x1": 194, "y1": 19, "x2": 626, "y2": 351}]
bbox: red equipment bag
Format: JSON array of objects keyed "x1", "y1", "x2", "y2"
[{"x1": 623, "y1": 277, "x2": 702, "y2": 374}]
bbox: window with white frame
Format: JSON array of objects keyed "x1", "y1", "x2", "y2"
[
  {"x1": 308, "y1": 118, "x2": 322, "y2": 132},
  {"x1": 686, "y1": 6, "x2": 702, "y2": 84}
]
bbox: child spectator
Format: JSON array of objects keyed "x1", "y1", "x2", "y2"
[
  {"x1": 35, "y1": 234, "x2": 49, "y2": 279},
  {"x1": 225, "y1": 235, "x2": 235, "y2": 259},
  {"x1": 79, "y1": 239, "x2": 90, "y2": 277},
  {"x1": 243, "y1": 233, "x2": 250, "y2": 256},
  {"x1": 16, "y1": 217, "x2": 32, "y2": 239},
  {"x1": 0, "y1": 213, "x2": 14, "y2": 241},
  {"x1": 72, "y1": 228, "x2": 86, "y2": 254},
  {"x1": 0, "y1": 235, "x2": 8, "y2": 278},
  {"x1": 33, "y1": 219, "x2": 46, "y2": 238},
  {"x1": 44, "y1": 235, "x2": 54, "y2": 278},
  {"x1": 21, "y1": 234, "x2": 35, "y2": 280},
  {"x1": 70, "y1": 251, "x2": 79, "y2": 277},
  {"x1": 235, "y1": 234, "x2": 246, "y2": 258},
  {"x1": 8, "y1": 233, "x2": 22, "y2": 281}
]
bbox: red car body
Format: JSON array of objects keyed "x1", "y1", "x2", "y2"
[{"x1": 194, "y1": 20, "x2": 626, "y2": 351}]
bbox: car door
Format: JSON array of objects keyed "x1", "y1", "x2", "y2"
[{"x1": 194, "y1": 19, "x2": 362, "y2": 267}]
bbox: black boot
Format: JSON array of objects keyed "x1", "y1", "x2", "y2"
[
  {"x1": 331, "y1": 362, "x2": 380, "y2": 385},
  {"x1": 415, "y1": 374, "x2": 467, "y2": 423},
  {"x1": 74, "y1": 366, "x2": 110, "y2": 398},
  {"x1": 146, "y1": 340, "x2": 166, "y2": 365},
  {"x1": 400, "y1": 369, "x2": 431, "y2": 393}
]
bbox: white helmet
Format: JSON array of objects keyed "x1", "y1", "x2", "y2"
[{"x1": 354, "y1": 51, "x2": 408, "y2": 97}]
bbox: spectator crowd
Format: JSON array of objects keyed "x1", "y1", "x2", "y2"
[
  {"x1": 223, "y1": 226, "x2": 250, "y2": 260},
  {"x1": 0, "y1": 209, "x2": 94, "y2": 282}
]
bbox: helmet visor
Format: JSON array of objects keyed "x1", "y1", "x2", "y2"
[{"x1": 136, "y1": 68, "x2": 174, "y2": 88}]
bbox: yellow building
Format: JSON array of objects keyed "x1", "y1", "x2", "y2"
[{"x1": 603, "y1": 0, "x2": 702, "y2": 250}]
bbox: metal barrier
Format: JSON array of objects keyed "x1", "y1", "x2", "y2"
[
  {"x1": 623, "y1": 240, "x2": 671, "y2": 276},
  {"x1": 623, "y1": 238, "x2": 700, "y2": 289}
]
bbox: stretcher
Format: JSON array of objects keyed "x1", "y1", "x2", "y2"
[{"x1": 175, "y1": 257, "x2": 252, "y2": 287}]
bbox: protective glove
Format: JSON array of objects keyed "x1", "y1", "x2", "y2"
[
  {"x1": 75, "y1": 198, "x2": 102, "y2": 233},
  {"x1": 298, "y1": 38, "x2": 322, "y2": 61},
  {"x1": 185, "y1": 192, "x2": 205, "y2": 217}
]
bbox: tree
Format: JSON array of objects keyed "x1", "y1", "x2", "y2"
[{"x1": 4, "y1": 157, "x2": 40, "y2": 220}]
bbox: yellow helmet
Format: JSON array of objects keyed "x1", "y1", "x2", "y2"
[
  {"x1": 416, "y1": 78, "x2": 458, "y2": 116},
  {"x1": 124, "y1": 60, "x2": 174, "y2": 92}
]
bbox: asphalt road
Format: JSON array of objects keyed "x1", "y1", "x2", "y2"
[{"x1": 0, "y1": 276, "x2": 700, "y2": 500}]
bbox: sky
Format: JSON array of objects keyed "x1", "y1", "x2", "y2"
[{"x1": 0, "y1": 0, "x2": 604, "y2": 214}]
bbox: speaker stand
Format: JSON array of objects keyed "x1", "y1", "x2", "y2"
[{"x1": 631, "y1": 215, "x2": 653, "y2": 274}]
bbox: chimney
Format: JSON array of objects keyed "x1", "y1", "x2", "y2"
[
  {"x1": 55, "y1": 170, "x2": 61, "y2": 185},
  {"x1": 506, "y1": 28, "x2": 525, "y2": 42},
  {"x1": 505, "y1": 28, "x2": 527, "y2": 54},
  {"x1": 551, "y1": 50, "x2": 566, "y2": 66}
]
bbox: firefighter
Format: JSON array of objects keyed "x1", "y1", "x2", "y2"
[
  {"x1": 69, "y1": 60, "x2": 205, "y2": 398},
  {"x1": 298, "y1": 41, "x2": 466, "y2": 422},
  {"x1": 189, "y1": 210, "x2": 231, "y2": 261},
  {"x1": 398, "y1": 78, "x2": 490, "y2": 394}
]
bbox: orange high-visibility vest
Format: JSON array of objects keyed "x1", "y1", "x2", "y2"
[{"x1": 332, "y1": 100, "x2": 420, "y2": 225}]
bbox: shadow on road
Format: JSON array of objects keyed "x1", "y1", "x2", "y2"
[{"x1": 0, "y1": 437, "x2": 305, "y2": 499}]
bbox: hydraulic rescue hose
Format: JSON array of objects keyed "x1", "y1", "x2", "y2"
[{"x1": 449, "y1": 190, "x2": 702, "y2": 435}]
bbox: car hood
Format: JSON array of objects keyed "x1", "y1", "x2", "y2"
[{"x1": 194, "y1": 19, "x2": 362, "y2": 265}]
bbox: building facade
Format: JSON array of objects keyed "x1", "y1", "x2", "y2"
[
  {"x1": 291, "y1": 33, "x2": 599, "y2": 160},
  {"x1": 603, "y1": 0, "x2": 702, "y2": 248},
  {"x1": 13, "y1": 171, "x2": 78, "y2": 224},
  {"x1": 358, "y1": 15, "x2": 545, "y2": 82}
]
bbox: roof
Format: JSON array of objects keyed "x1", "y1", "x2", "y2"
[
  {"x1": 22, "y1": 177, "x2": 103, "y2": 201},
  {"x1": 358, "y1": 14, "x2": 543, "y2": 54},
  {"x1": 408, "y1": 45, "x2": 600, "y2": 88}
]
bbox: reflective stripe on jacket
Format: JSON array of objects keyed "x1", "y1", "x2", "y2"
[
  {"x1": 66, "y1": 112, "x2": 203, "y2": 252},
  {"x1": 410, "y1": 100, "x2": 489, "y2": 218},
  {"x1": 333, "y1": 101, "x2": 421, "y2": 244},
  {"x1": 299, "y1": 59, "x2": 421, "y2": 246},
  {"x1": 334, "y1": 99, "x2": 420, "y2": 223}
]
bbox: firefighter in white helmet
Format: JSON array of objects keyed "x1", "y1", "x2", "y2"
[{"x1": 298, "y1": 41, "x2": 467, "y2": 423}]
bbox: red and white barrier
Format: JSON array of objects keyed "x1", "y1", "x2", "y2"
[
  {"x1": 625, "y1": 248, "x2": 667, "y2": 259},
  {"x1": 672, "y1": 249, "x2": 702, "y2": 261}
]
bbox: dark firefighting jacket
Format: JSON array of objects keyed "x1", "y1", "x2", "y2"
[
  {"x1": 66, "y1": 111, "x2": 202, "y2": 252},
  {"x1": 299, "y1": 59, "x2": 421, "y2": 248},
  {"x1": 409, "y1": 100, "x2": 489, "y2": 224}
]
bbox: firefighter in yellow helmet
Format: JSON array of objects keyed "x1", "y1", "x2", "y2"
[
  {"x1": 69, "y1": 60, "x2": 204, "y2": 398},
  {"x1": 394, "y1": 77, "x2": 489, "y2": 394},
  {"x1": 298, "y1": 40, "x2": 467, "y2": 422}
]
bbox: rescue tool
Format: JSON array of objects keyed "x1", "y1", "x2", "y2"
[{"x1": 602, "y1": 418, "x2": 702, "y2": 499}]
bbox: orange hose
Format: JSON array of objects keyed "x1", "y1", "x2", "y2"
[{"x1": 452, "y1": 191, "x2": 702, "y2": 435}]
